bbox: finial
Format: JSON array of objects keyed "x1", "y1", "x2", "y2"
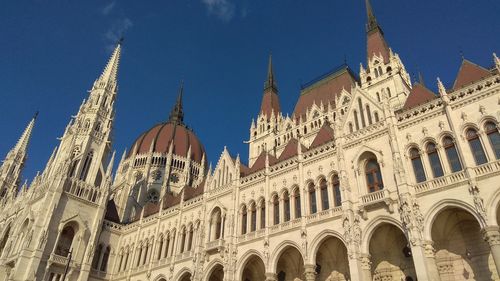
[
  {"x1": 168, "y1": 81, "x2": 185, "y2": 125},
  {"x1": 264, "y1": 53, "x2": 277, "y2": 92},
  {"x1": 365, "y1": 0, "x2": 379, "y2": 32},
  {"x1": 33, "y1": 111, "x2": 39, "y2": 120},
  {"x1": 437, "y1": 77, "x2": 447, "y2": 97}
]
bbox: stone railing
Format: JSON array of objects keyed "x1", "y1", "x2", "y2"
[
  {"x1": 205, "y1": 239, "x2": 224, "y2": 253},
  {"x1": 473, "y1": 160, "x2": 500, "y2": 178},
  {"x1": 361, "y1": 189, "x2": 389, "y2": 205},
  {"x1": 414, "y1": 171, "x2": 467, "y2": 194},
  {"x1": 49, "y1": 253, "x2": 73, "y2": 267},
  {"x1": 64, "y1": 178, "x2": 101, "y2": 203}
]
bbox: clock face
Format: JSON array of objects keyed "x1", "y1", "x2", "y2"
[{"x1": 170, "y1": 173, "x2": 179, "y2": 184}]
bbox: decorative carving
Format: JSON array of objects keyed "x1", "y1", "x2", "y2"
[{"x1": 469, "y1": 184, "x2": 486, "y2": 223}]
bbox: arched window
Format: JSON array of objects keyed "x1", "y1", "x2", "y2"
[
  {"x1": 358, "y1": 98, "x2": 366, "y2": 128},
  {"x1": 187, "y1": 228, "x2": 193, "y2": 251},
  {"x1": 157, "y1": 237, "x2": 163, "y2": 260},
  {"x1": 374, "y1": 112, "x2": 380, "y2": 122},
  {"x1": 485, "y1": 121, "x2": 500, "y2": 159},
  {"x1": 283, "y1": 191, "x2": 290, "y2": 222},
  {"x1": 55, "y1": 225, "x2": 76, "y2": 257},
  {"x1": 348, "y1": 123, "x2": 353, "y2": 133},
  {"x1": 179, "y1": 229, "x2": 186, "y2": 253},
  {"x1": 426, "y1": 142, "x2": 444, "y2": 178},
  {"x1": 308, "y1": 183, "x2": 317, "y2": 214},
  {"x1": 214, "y1": 209, "x2": 222, "y2": 240},
  {"x1": 293, "y1": 188, "x2": 301, "y2": 219},
  {"x1": 241, "y1": 206, "x2": 247, "y2": 235},
  {"x1": 374, "y1": 68, "x2": 379, "y2": 77},
  {"x1": 319, "y1": 179, "x2": 329, "y2": 210},
  {"x1": 0, "y1": 225, "x2": 10, "y2": 256},
  {"x1": 260, "y1": 199, "x2": 266, "y2": 229},
  {"x1": 332, "y1": 174, "x2": 341, "y2": 207},
  {"x1": 164, "y1": 235, "x2": 170, "y2": 258},
  {"x1": 466, "y1": 128, "x2": 487, "y2": 165},
  {"x1": 79, "y1": 151, "x2": 94, "y2": 181},
  {"x1": 366, "y1": 159, "x2": 384, "y2": 192},
  {"x1": 366, "y1": 105, "x2": 373, "y2": 125},
  {"x1": 92, "y1": 244, "x2": 103, "y2": 269},
  {"x1": 273, "y1": 195, "x2": 280, "y2": 225},
  {"x1": 354, "y1": 110, "x2": 360, "y2": 130},
  {"x1": 378, "y1": 66, "x2": 383, "y2": 76},
  {"x1": 409, "y1": 148, "x2": 426, "y2": 183},
  {"x1": 250, "y1": 203, "x2": 257, "y2": 232},
  {"x1": 443, "y1": 136, "x2": 462, "y2": 172},
  {"x1": 100, "y1": 246, "x2": 110, "y2": 272}
]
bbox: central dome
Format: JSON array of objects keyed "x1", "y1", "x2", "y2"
[{"x1": 129, "y1": 122, "x2": 205, "y2": 164}]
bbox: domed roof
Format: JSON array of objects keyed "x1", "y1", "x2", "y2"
[
  {"x1": 128, "y1": 84, "x2": 206, "y2": 164},
  {"x1": 129, "y1": 122, "x2": 205, "y2": 164}
]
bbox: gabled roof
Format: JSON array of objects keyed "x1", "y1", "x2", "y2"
[
  {"x1": 294, "y1": 65, "x2": 358, "y2": 118},
  {"x1": 104, "y1": 199, "x2": 120, "y2": 223},
  {"x1": 310, "y1": 124, "x2": 335, "y2": 149},
  {"x1": 246, "y1": 151, "x2": 277, "y2": 175},
  {"x1": 452, "y1": 59, "x2": 491, "y2": 90},
  {"x1": 402, "y1": 83, "x2": 438, "y2": 110},
  {"x1": 278, "y1": 138, "x2": 307, "y2": 161}
]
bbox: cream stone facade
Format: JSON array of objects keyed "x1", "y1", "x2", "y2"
[{"x1": 1, "y1": 1, "x2": 500, "y2": 281}]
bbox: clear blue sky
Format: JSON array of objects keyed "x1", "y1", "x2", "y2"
[{"x1": 0, "y1": 0, "x2": 498, "y2": 182}]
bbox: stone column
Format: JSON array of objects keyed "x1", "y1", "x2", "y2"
[
  {"x1": 409, "y1": 241, "x2": 436, "y2": 281},
  {"x1": 422, "y1": 240, "x2": 441, "y2": 281},
  {"x1": 265, "y1": 272, "x2": 277, "y2": 281},
  {"x1": 359, "y1": 253, "x2": 372, "y2": 281},
  {"x1": 482, "y1": 226, "x2": 500, "y2": 275},
  {"x1": 304, "y1": 264, "x2": 316, "y2": 281},
  {"x1": 347, "y1": 254, "x2": 364, "y2": 281}
]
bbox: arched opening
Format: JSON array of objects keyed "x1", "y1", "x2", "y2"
[
  {"x1": 79, "y1": 151, "x2": 94, "y2": 181},
  {"x1": 0, "y1": 225, "x2": 11, "y2": 256},
  {"x1": 319, "y1": 178, "x2": 329, "y2": 211},
  {"x1": 210, "y1": 207, "x2": 222, "y2": 240},
  {"x1": 443, "y1": 136, "x2": 463, "y2": 172},
  {"x1": 241, "y1": 255, "x2": 266, "y2": 281},
  {"x1": 308, "y1": 183, "x2": 317, "y2": 214},
  {"x1": 250, "y1": 202, "x2": 257, "y2": 232},
  {"x1": 409, "y1": 147, "x2": 426, "y2": 183},
  {"x1": 259, "y1": 198, "x2": 266, "y2": 229},
  {"x1": 55, "y1": 224, "x2": 77, "y2": 257},
  {"x1": 315, "y1": 236, "x2": 350, "y2": 281},
  {"x1": 485, "y1": 121, "x2": 500, "y2": 159},
  {"x1": 283, "y1": 191, "x2": 291, "y2": 222},
  {"x1": 426, "y1": 142, "x2": 444, "y2": 178},
  {"x1": 273, "y1": 194, "x2": 280, "y2": 225},
  {"x1": 466, "y1": 128, "x2": 487, "y2": 165},
  {"x1": 332, "y1": 174, "x2": 341, "y2": 207},
  {"x1": 276, "y1": 246, "x2": 305, "y2": 281},
  {"x1": 369, "y1": 223, "x2": 416, "y2": 280},
  {"x1": 208, "y1": 264, "x2": 224, "y2": 281},
  {"x1": 360, "y1": 152, "x2": 384, "y2": 193},
  {"x1": 241, "y1": 205, "x2": 248, "y2": 234},
  {"x1": 293, "y1": 187, "x2": 301, "y2": 219},
  {"x1": 179, "y1": 272, "x2": 192, "y2": 281},
  {"x1": 432, "y1": 207, "x2": 496, "y2": 280}
]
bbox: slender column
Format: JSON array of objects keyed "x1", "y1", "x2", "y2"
[
  {"x1": 265, "y1": 272, "x2": 277, "y2": 281},
  {"x1": 409, "y1": 242, "x2": 434, "y2": 281},
  {"x1": 220, "y1": 214, "x2": 225, "y2": 238},
  {"x1": 304, "y1": 264, "x2": 316, "y2": 281},
  {"x1": 359, "y1": 253, "x2": 372, "y2": 281},
  {"x1": 482, "y1": 226, "x2": 500, "y2": 275},
  {"x1": 347, "y1": 254, "x2": 364, "y2": 281},
  {"x1": 422, "y1": 240, "x2": 441, "y2": 281}
]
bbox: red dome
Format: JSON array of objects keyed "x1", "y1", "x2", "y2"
[{"x1": 129, "y1": 122, "x2": 205, "y2": 164}]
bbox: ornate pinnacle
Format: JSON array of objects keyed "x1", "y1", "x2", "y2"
[
  {"x1": 168, "y1": 81, "x2": 184, "y2": 125},
  {"x1": 264, "y1": 54, "x2": 277, "y2": 92},
  {"x1": 437, "y1": 77, "x2": 447, "y2": 98},
  {"x1": 365, "y1": 0, "x2": 379, "y2": 32}
]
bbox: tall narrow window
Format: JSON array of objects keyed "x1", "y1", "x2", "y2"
[
  {"x1": 354, "y1": 110, "x2": 360, "y2": 130},
  {"x1": 157, "y1": 238, "x2": 163, "y2": 260},
  {"x1": 250, "y1": 203, "x2": 257, "y2": 232},
  {"x1": 387, "y1": 87, "x2": 391, "y2": 97},
  {"x1": 374, "y1": 112, "x2": 380, "y2": 122},
  {"x1": 100, "y1": 246, "x2": 110, "y2": 272},
  {"x1": 55, "y1": 225, "x2": 75, "y2": 257},
  {"x1": 294, "y1": 188, "x2": 301, "y2": 219},
  {"x1": 260, "y1": 200, "x2": 266, "y2": 229},
  {"x1": 320, "y1": 179, "x2": 329, "y2": 210},
  {"x1": 187, "y1": 228, "x2": 193, "y2": 251},
  {"x1": 180, "y1": 230, "x2": 186, "y2": 253},
  {"x1": 92, "y1": 244, "x2": 103, "y2": 269},
  {"x1": 443, "y1": 137, "x2": 462, "y2": 172},
  {"x1": 215, "y1": 211, "x2": 222, "y2": 240},
  {"x1": 79, "y1": 151, "x2": 94, "y2": 181},
  {"x1": 485, "y1": 121, "x2": 500, "y2": 159},
  {"x1": 273, "y1": 195, "x2": 280, "y2": 225},
  {"x1": 410, "y1": 148, "x2": 426, "y2": 183},
  {"x1": 308, "y1": 183, "x2": 317, "y2": 214},
  {"x1": 467, "y1": 128, "x2": 487, "y2": 165},
  {"x1": 332, "y1": 175, "x2": 342, "y2": 207},
  {"x1": 349, "y1": 123, "x2": 353, "y2": 133},
  {"x1": 241, "y1": 206, "x2": 247, "y2": 234},
  {"x1": 366, "y1": 159, "x2": 384, "y2": 192},
  {"x1": 283, "y1": 191, "x2": 290, "y2": 222},
  {"x1": 358, "y1": 98, "x2": 366, "y2": 128},
  {"x1": 426, "y1": 142, "x2": 444, "y2": 178},
  {"x1": 366, "y1": 105, "x2": 373, "y2": 125}
]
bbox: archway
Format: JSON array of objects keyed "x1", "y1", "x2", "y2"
[
  {"x1": 432, "y1": 207, "x2": 497, "y2": 280},
  {"x1": 207, "y1": 264, "x2": 224, "y2": 281},
  {"x1": 369, "y1": 223, "x2": 416, "y2": 280},
  {"x1": 241, "y1": 254, "x2": 265, "y2": 281},
  {"x1": 179, "y1": 272, "x2": 192, "y2": 281},
  {"x1": 276, "y1": 246, "x2": 305, "y2": 281},
  {"x1": 315, "y1": 236, "x2": 349, "y2": 281}
]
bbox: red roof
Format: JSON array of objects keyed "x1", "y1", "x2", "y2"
[
  {"x1": 367, "y1": 29, "x2": 390, "y2": 64},
  {"x1": 246, "y1": 152, "x2": 277, "y2": 175},
  {"x1": 128, "y1": 122, "x2": 205, "y2": 164},
  {"x1": 143, "y1": 201, "x2": 160, "y2": 217},
  {"x1": 293, "y1": 67, "x2": 357, "y2": 118},
  {"x1": 452, "y1": 59, "x2": 491, "y2": 90},
  {"x1": 402, "y1": 83, "x2": 437, "y2": 110},
  {"x1": 183, "y1": 182, "x2": 205, "y2": 201},
  {"x1": 162, "y1": 192, "x2": 181, "y2": 210},
  {"x1": 310, "y1": 124, "x2": 335, "y2": 149},
  {"x1": 260, "y1": 90, "x2": 281, "y2": 118},
  {"x1": 278, "y1": 138, "x2": 307, "y2": 161}
]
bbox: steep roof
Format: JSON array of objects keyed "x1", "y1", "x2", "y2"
[
  {"x1": 278, "y1": 138, "x2": 306, "y2": 161},
  {"x1": 310, "y1": 124, "x2": 335, "y2": 149},
  {"x1": 246, "y1": 152, "x2": 277, "y2": 175},
  {"x1": 452, "y1": 59, "x2": 491, "y2": 90},
  {"x1": 260, "y1": 91, "x2": 281, "y2": 118},
  {"x1": 402, "y1": 83, "x2": 438, "y2": 110},
  {"x1": 367, "y1": 29, "x2": 390, "y2": 64},
  {"x1": 294, "y1": 66, "x2": 358, "y2": 118}
]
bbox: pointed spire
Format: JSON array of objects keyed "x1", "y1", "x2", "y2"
[
  {"x1": 14, "y1": 112, "x2": 37, "y2": 153},
  {"x1": 264, "y1": 53, "x2": 277, "y2": 92},
  {"x1": 365, "y1": 0, "x2": 379, "y2": 32},
  {"x1": 97, "y1": 41, "x2": 122, "y2": 87},
  {"x1": 168, "y1": 81, "x2": 184, "y2": 125},
  {"x1": 437, "y1": 77, "x2": 447, "y2": 97}
]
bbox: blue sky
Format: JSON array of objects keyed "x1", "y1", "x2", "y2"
[{"x1": 0, "y1": 0, "x2": 498, "y2": 182}]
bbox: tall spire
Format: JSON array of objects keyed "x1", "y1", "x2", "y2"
[
  {"x1": 14, "y1": 112, "x2": 37, "y2": 154},
  {"x1": 96, "y1": 41, "x2": 122, "y2": 87},
  {"x1": 264, "y1": 54, "x2": 278, "y2": 92},
  {"x1": 168, "y1": 82, "x2": 184, "y2": 125},
  {"x1": 365, "y1": 0, "x2": 379, "y2": 32}
]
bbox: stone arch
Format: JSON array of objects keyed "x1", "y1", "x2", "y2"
[
  {"x1": 310, "y1": 231, "x2": 350, "y2": 281},
  {"x1": 174, "y1": 267, "x2": 193, "y2": 281},
  {"x1": 205, "y1": 260, "x2": 224, "y2": 281},
  {"x1": 351, "y1": 145, "x2": 384, "y2": 166},
  {"x1": 308, "y1": 229, "x2": 347, "y2": 264},
  {"x1": 270, "y1": 240, "x2": 304, "y2": 273},
  {"x1": 423, "y1": 199, "x2": 485, "y2": 240},
  {"x1": 486, "y1": 186, "x2": 500, "y2": 225},
  {"x1": 361, "y1": 215, "x2": 404, "y2": 253},
  {"x1": 271, "y1": 241, "x2": 305, "y2": 280},
  {"x1": 478, "y1": 115, "x2": 498, "y2": 127},
  {"x1": 315, "y1": 174, "x2": 327, "y2": 185},
  {"x1": 420, "y1": 136, "x2": 439, "y2": 148},
  {"x1": 153, "y1": 274, "x2": 168, "y2": 281},
  {"x1": 238, "y1": 250, "x2": 266, "y2": 281}
]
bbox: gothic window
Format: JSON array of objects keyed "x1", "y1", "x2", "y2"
[
  {"x1": 378, "y1": 66, "x2": 383, "y2": 76},
  {"x1": 374, "y1": 68, "x2": 379, "y2": 77},
  {"x1": 283, "y1": 191, "x2": 290, "y2": 222},
  {"x1": 55, "y1": 225, "x2": 76, "y2": 257},
  {"x1": 386, "y1": 66, "x2": 392, "y2": 73},
  {"x1": 92, "y1": 244, "x2": 103, "y2": 269},
  {"x1": 349, "y1": 123, "x2": 353, "y2": 133},
  {"x1": 241, "y1": 205, "x2": 247, "y2": 235},
  {"x1": 187, "y1": 228, "x2": 193, "y2": 251},
  {"x1": 367, "y1": 76, "x2": 372, "y2": 83},
  {"x1": 426, "y1": 142, "x2": 444, "y2": 178},
  {"x1": 374, "y1": 112, "x2": 380, "y2": 122},
  {"x1": 100, "y1": 246, "x2": 110, "y2": 271},
  {"x1": 69, "y1": 159, "x2": 79, "y2": 178},
  {"x1": 443, "y1": 136, "x2": 462, "y2": 172},
  {"x1": 320, "y1": 178, "x2": 329, "y2": 210},
  {"x1": 250, "y1": 203, "x2": 257, "y2": 232},
  {"x1": 164, "y1": 235, "x2": 170, "y2": 258},
  {"x1": 366, "y1": 105, "x2": 372, "y2": 125},
  {"x1": 157, "y1": 237, "x2": 163, "y2": 260},
  {"x1": 358, "y1": 98, "x2": 366, "y2": 128},
  {"x1": 354, "y1": 110, "x2": 360, "y2": 130},
  {"x1": 332, "y1": 174, "x2": 341, "y2": 207},
  {"x1": 260, "y1": 199, "x2": 266, "y2": 229},
  {"x1": 387, "y1": 87, "x2": 391, "y2": 98},
  {"x1": 308, "y1": 183, "x2": 317, "y2": 214},
  {"x1": 366, "y1": 159, "x2": 384, "y2": 192},
  {"x1": 179, "y1": 229, "x2": 186, "y2": 253},
  {"x1": 135, "y1": 245, "x2": 143, "y2": 266},
  {"x1": 0, "y1": 225, "x2": 10, "y2": 256},
  {"x1": 485, "y1": 121, "x2": 500, "y2": 159},
  {"x1": 376, "y1": 92, "x2": 380, "y2": 102},
  {"x1": 466, "y1": 128, "x2": 487, "y2": 165},
  {"x1": 409, "y1": 147, "x2": 426, "y2": 183},
  {"x1": 79, "y1": 151, "x2": 93, "y2": 181},
  {"x1": 293, "y1": 188, "x2": 301, "y2": 219},
  {"x1": 273, "y1": 195, "x2": 280, "y2": 225}
]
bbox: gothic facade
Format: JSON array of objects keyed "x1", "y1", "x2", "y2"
[{"x1": 1, "y1": 1, "x2": 500, "y2": 281}]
